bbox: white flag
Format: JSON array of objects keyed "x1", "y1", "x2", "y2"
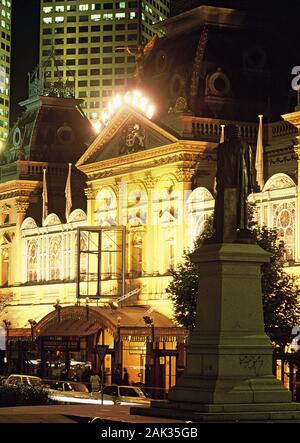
[
  {"x1": 42, "y1": 168, "x2": 48, "y2": 223},
  {"x1": 255, "y1": 115, "x2": 264, "y2": 190},
  {"x1": 65, "y1": 163, "x2": 72, "y2": 221}
]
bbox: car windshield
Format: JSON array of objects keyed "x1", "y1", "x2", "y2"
[
  {"x1": 27, "y1": 378, "x2": 42, "y2": 386},
  {"x1": 70, "y1": 382, "x2": 89, "y2": 393},
  {"x1": 119, "y1": 387, "x2": 144, "y2": 398}
]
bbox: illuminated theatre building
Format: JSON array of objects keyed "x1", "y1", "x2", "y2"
[{"x1": 0, "y1": 6, "x2": 299, "y2": 390}]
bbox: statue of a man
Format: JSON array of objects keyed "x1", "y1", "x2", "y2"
[{"x1": 213, "y1": 124, "x2": 255, "y2": 242}]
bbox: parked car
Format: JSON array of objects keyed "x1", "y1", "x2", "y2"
[
  {"x1": 100, "y1": 384, "x2": 151, "y2": 406},
  {"x1": 46, "y1": 380, "x2": 94, "y2": 403},
  {"x1": 5, "y1": 374, "x2": 43, "y2": 387}
]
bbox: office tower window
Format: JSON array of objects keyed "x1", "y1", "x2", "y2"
[{"x1": 40, "y1": 0, "x2": 170, "y2": 123}]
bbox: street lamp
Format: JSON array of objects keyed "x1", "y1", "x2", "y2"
[
  {"x1": 28, "y1": 319, "x2": 37, "y2": 342},
  {"x1": 53, "y1": 299, "x2": 62, "y2": 322}
]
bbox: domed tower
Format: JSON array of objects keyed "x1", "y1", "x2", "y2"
[
  {"x1": 141, "y1": 6, "x2": 290, "y2": 131},
  {"x1": 0, "y1": 63, "x2": 95, "y2": 287},
  {"x1": 0, "y1": 63, "x2": 96, "y2": 225}
]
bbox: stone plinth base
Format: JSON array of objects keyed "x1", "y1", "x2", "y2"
[
  {"x1": 130, "y1": 242, "x2": 300, "y2": 422},
  {"x1": 131, "y1": 401, "x2": 300, "y2": 422}
]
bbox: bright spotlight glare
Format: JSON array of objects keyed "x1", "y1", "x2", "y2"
[
  {"x1": 114, "y1": 94, "x2": 122, "y2": 109},
  {"x1": 146, "y1": 105, "x2": 155, "y2": 120},
  {"x1": 92, "y1": 121, "x2": 102, "y2": 134},
  {"x1": 99, "y1": 90, "x2": 156, "y2": 129}
]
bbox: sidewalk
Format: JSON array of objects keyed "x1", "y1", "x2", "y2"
[{"x1": 0, "y1": 404, "x2": 186, "y2": 423}]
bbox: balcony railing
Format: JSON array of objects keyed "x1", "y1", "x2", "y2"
[{"x1": 177, "y1": 115, "x2": 298, "y2": 144}]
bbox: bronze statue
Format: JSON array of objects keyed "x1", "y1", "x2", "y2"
[
  {"x1": 213, "y1": 124, "x2": 255, "y2": 242},
  {"x1": 116, "y1": 35, "x2": 158, "y2": 85}
]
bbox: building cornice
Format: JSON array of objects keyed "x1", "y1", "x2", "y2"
[
  {"x1": 79, "y1": 140, "x2": 215, "y2": 181},
  {"x1": 0, "y1": 180, "x2": 40, "y2": 199}
]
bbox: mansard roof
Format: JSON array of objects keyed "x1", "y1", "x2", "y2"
[
  {"x1": 1, "y1": 95, "x2": 95, "y2": 166},
  {"x1": 141, "y1": 5, "x2": 295, "y2": 122}
]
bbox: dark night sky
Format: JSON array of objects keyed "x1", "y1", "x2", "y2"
[
  {"x1": 8, "y1": 0, "x2": 300, "y2": 126},
  {"x1": 11, "y1": 0, "x2": 40, "y2": 125}
]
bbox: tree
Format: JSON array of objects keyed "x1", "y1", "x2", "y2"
[
  {"x1": 167, "y1": 224, "x2": 300, "y2": 350},
  {"x1": 254, "y1": 226, "x2": 300, "y2": 349}
]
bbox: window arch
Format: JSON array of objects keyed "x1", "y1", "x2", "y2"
[
  {"x1": 49, "y1": 237, "x2": 62, "y2": 281},
  {"x1": 96, "y1": 188, "x2": 117, "y2": 226},
  {"x1": 27, "y1": 241, "x2": 38, "y2": 283},
  {"x1": 187, "y1": 187, "x2": 215, "y2": 248},
  {"x1": 273, "y1": 202, "x2": 295, "y2": 261},
  {"x1": 127, "y1": 185, "x2": 148, "y2": 227}
]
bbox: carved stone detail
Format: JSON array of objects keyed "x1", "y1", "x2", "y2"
[
  {"x1": 84, "y1": 188, "x2": 97, "y2": 200},
  {"x1": 239, "y1": 355, "x2": 264, "y2": 374},
  {"x1": 144, "y1": 173, "x2": 158, "y2": 190},
  {"x1": 1, "y1": 204, "x2": 11, "y2": 213},
  {"x1": 114, "y1": 180, "x2": 126, "y2": 199},
  {"x1": 175, "y1": 167, "x2": 195, "y2": 183},
  {"x1": 120, "y1": 121, "x2": 146, "y2": 155},
  {"x1": 15, "y1": 199, "x2": 29, "y2": 214}
]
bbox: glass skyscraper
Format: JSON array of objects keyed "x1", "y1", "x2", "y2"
[
  {"x1": 40, "y1": 0, "x2": 170, "y2": 126},
  {"x1": 0, "y1": 0, "x2": 11, "y2": 143}
]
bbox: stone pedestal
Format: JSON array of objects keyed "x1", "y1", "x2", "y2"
[{"x1": 131, "y1": 242, "x2": 300, "y2": 422}]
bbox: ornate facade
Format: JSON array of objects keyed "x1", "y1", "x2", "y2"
[{"x1": 1, "y1": 5, "x2": 300, "y2": 392}]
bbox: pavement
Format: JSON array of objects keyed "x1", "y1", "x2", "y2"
[{"x1": 0, "y1": 404, "x2": 186, "y2": 423}]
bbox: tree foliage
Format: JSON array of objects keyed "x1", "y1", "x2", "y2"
[
  {"x1": 167, "y1": 224, "x2": 300, "y2": 349},
  {"x1": 254, "y1": 225, "x2": 300, "y2": 348}
]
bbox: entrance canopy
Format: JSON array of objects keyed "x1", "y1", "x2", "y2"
[
  {"x1": 39, "y1": 318, "x2": 102, "y2": 337},
  {"x1": 36, "y1": 305, "x2": 187, "y2": 343}
]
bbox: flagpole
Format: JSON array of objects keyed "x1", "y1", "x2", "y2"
[
  {"x1": 65, "y1": 163, "x2": 73, "y2": 221},
  {"x1": 255, "y1": 115, "x2": 264, "y2": 191},
  {"x1": 220, "y1": 124, "x2": 225, "y2": 144},
  {"x1": 42, "y1": 168, "x2": 48, "y2": 224}
]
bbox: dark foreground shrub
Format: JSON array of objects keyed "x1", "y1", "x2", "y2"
[{"x1": 0, "y1": 385, "x2": 51, "y2": 407}]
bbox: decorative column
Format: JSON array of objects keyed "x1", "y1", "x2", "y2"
[
  {"x1": 85, "y1": 187, "x2": 97, "y2": 225},
  {"x1": 115, "y1": 180, "x2": 127, "y2": 227},
  {"x1": 143, "y1": 173, "x2": 158, "y2": 277},
  {"x1": 15, "y1": 199, "x2": 30, "y2": 285},
  {"x1": 115, "y1": 180, "x2": 127, "y2": 294},
  {"x1": 175, "y1": 166, "x2": 194, "y2": 263}
]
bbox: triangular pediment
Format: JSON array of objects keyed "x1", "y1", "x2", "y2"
[{"x1": 77, "y1": 105, "x2": 178, "y2": 167}]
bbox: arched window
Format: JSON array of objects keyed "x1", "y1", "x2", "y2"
[
  {"x1": 273, "y1": 202, "x2": 295, "y2": 261},
  {"x1": 77, "y1": 234, "x2": 88, "y2": 281},
  {"x1": 1, "y1": 247, "x2": 9, "y2": 286},
  {"x1": 96, "y1": 188, "x2": 117, "y2": 226},
  {"x1": 27, "y1": 241, "x2": 38, "y2": 283},
  {"x1": 127, "y1": 187, "x2": 148, "y2": 227},
  {"x1": 157, "y1": 185, "x2": 178, "y2": 225},
  {"x1": 49, "y1": 237, "x2": 62, "y2": 281},
  {"x1": 251, "y1": 174, "x2": 297, "y2": 260},
  {"x1": 187, "y1": 187, "x2": 215, "y2": 248}
]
